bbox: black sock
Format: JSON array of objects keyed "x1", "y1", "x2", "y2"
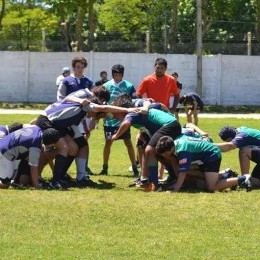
[
  {"x1": 53, "y1": 154, "x2": 68, "y2": 183},
  {"x1": 63, "y1": 155, "x2": 75, "y2": 178}
]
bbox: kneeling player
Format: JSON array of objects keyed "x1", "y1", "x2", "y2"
[
  {"x1": 0, "y1": 126, "x2": 60, "y2": 189},
  {"x1": 155, "y1": 135, "x2": 252, "y2": 193}
]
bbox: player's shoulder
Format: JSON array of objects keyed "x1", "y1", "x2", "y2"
[{"x1": 122, "y1": 80, "x2": 134, "y2": 88}]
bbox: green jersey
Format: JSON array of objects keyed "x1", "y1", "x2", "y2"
[
  {"x1": 174, "y1": 135, "x2": 221, "y2": 173},
  {"x1": 104, "y1": 79, "x2": 135, "y2": 127}
]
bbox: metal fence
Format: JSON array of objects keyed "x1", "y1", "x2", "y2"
[{"x1": 0, "y1": 29, "x2": 259, "y2": 55}]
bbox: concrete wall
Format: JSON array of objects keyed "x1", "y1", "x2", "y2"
[{"x1": 0, "y1": 51, "x2": 259, "y2": 105}]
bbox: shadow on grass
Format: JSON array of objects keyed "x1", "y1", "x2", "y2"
[{"x1": 95, "y1": 179, "x2": 116, "y2": 190}]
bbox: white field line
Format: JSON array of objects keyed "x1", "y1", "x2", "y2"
[{"x1": 0, "y1": 109, "x2": 259, "y2": 119}]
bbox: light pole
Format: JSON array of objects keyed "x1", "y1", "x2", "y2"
[{"x1": 196, "y1": 0, "x2": 203, "y2": 96}]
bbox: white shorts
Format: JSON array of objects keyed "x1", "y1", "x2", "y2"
[{"x1": 0, "y1": 153, "x2": 16, "y2": 180}]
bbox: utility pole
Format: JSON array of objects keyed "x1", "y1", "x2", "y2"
[
  {"x1": 41, "y1": 28, "x2": 46, "y2": 52},
  {"x1": 247, "y1": 32, "x2": 252, "y2": 56},
  {"x1": 196, "y1": 0, "x2": 203, "y2": 96},
  {"x1": 145, "y1": 30, "x2": 150, "y2": 53}
]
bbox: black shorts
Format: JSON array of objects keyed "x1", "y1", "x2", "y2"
[
  {"x1": 204, "y1": 158, "x2": 221, "y2": 173},
  {"x1": 35, "y1": 115, "x2": 73, "y2": 137},
  {"x1": 250, "y1": 148, "x2": 260, "y2": 179},
  {"x1": 148, "y1": 121, "x2": 182, "y2": 147},
  {"x1": 14, "y1": 159, "x2": 30, "y2": 184},
  {"x1": 104, "y1": 126, "x2": 131, "y2": 140},
  {"x1": 74, "y1": 136, "x2": 88, "y2": 149}
]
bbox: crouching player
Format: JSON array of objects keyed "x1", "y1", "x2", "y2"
[
  {"x1": 110, "y1": 94, "x2": 182, "y2": 191},
  {"x1": 179, "y1": 93, "x2": 203, "y2": 126},
  {"x1": 155, "y1": 135, "x2": 252, "y2": 193},
  {"x1": 0, "y1": 126, "x2": 60, "y2": 189},
  {"x1": 217, "y1": 126, "x2": 260, "y2": 176}
]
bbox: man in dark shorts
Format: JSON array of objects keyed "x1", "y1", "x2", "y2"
[
  {"x1": 100, "y1": 64, "x2": 138, "y2": 176},
  {"x1": 110, "y1": 94, "x2": 182, "y2": 191},
  {"x1": 217, "y1": 126, "x2": 260, "y2": 177},
  {"x1": 155, "y1": 135, "x2": 252, "y2": 192},
  {"x1": 179, "y1": 93, "x2": 204, "y2": 126}
]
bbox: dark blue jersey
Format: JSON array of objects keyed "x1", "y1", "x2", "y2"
[
  {"x1": 232, "y1": 126, "x2": 260, "y2": 148},
  {"x1": 0, "y1": 126, "x2": 42, "y2": 166},
  {"x1": 63, "y1": 76, "x2": 93, "y2": 96}
]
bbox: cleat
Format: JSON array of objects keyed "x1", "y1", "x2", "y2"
[
  {"x1": 238, "y1": 174, "x2": 252, "y2": 192},
  {"x1": 76, "y1": 177, "x2": 98, "y2": 188},
  {"x1": 49, "y1": 181, "x2": 68, "y2": 190},
  {"x1": 99, "y1": 169, "x2": 108, "y2": 175},
  {"x1": 144, "y1": 182, "x2": 163, "y2": 192},
  {"x1": 86, "y1": 167, "x2": 94, "y2": 175}
]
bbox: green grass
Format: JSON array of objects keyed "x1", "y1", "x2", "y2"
[{"x1": 1, "y1": 114, "x2": 260, "y2": 259}]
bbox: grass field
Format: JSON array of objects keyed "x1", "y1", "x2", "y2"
[{"x1": 1, "y1": 114, "x2": 260, "y2": 259}]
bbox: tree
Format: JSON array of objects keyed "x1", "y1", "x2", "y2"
[
  {"x1": 99, "y1": 0, "x2": 148, "y2": 39},
  {"x1": 1, "y1": 5, "x2": 58, "y2": 50},
  {"x1": 0, "y1": 0, "x2": 6, "y2": 31}
]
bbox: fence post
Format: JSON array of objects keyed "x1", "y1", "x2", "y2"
[
  {"x1": 25, "y1": 51, "x2": 30, "y2": 102},
  {"x1": 145, "y1": 30, "x2": 150, "y2": 53},
  {"x1": 247, "y1": 32, "x2": 252, "y2": 56},
  {"x1": 216, "y1": 54, "x2": 222, "y2": 105},
  {"x1": 196, "y1": 0, "x2": 203, "y2": 97}
]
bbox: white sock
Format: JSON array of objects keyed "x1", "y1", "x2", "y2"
[{"x1": 76, "y1": 157, "x2": 86, "y2": 180}]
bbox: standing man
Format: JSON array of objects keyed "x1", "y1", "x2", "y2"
[
  {"x1": 94, "y1": 71, "x2": 109, "y2": 87},
  {"x1": 56, "y1": 67, "x2": 70, "y2": 88},
  {"x1": 100, "y1": 64, "x2": 139, "y2": 177},
  {"x1": 57, "y1": 56, "x2": 93, "y2": 101},
  {"x1": 137, "y1": 58, "x2": 180, "y2": 111}
]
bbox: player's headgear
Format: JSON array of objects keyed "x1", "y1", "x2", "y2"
[
  {"x1": 219, "y1": 126, "x2": 236, "y2": 141},
  {"x1": 42, "y1": 128, "x2": 61, "y2": 145},
  {"x1": 8, "y1": 122, "x2": 23, "y2": 133},
  {"x1": 112, "y1": 64, "x2": 124, "y2": 76}
]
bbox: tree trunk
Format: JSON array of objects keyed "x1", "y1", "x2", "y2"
[
  {"x1": 256, "y1": 0, "x2": 260, "y2": 53},
  {"x1": 0, "y1": 0, "x2": 6, "y2": 32},
  {"x1": 168, "y1": 0, "x2": 179, "y2": 53},
  {"x1": 87, "y1": 0, "x2": 97, "y2": 51},
  {"x1": 75, "y1": 5, "x2": 84, "y2": 51}
]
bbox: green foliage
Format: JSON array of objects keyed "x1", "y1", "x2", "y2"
[
  {"x1": 1, "y1": 5, "x2": 58, "y2": 50},
  {"x1": 99, "y1": 0, "x2": 148, "y2": 38}
]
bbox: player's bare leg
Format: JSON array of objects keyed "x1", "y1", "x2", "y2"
[
  {"x1": 239, "y1": 146, "x2": 251, "y2": 175},
  {"x1": 124, "y1": 139, "x2": 139, "y2": 177},
  {"x1": 193, "y1": 110, "x2": 200, "y2": 126}
]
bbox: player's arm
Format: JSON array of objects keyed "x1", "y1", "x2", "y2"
[
  {"x1": 57, "y1": 81, "x2": 67, "y2": 101},
  {"x1": 111, "y1": 120, "x2": 131, "y2": 141},
  {"x1": 64, "y1": 95, "x2": 90, "y2": 106},
  {"x1": 215, "y1": 142, "x2": 237, "y2": 152},
  {"x1": 93, "y1": 105, "x2": 139, "y2": 114},
  {"x1": 185, "y1": 123, "x2": 208, "y2": 137},
  {"x1": 171, "y1": 93, "x2": 180, "y2": 112},
  {"x1": 173, "y1": 172, "x2": 187, "y2": 192},
  {"x1": 136, "y1": 80, "x2": 147, "y2": 98}
]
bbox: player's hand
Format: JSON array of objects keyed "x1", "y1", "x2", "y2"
[
  {"x1": 80, "y1": 98, "x2": 90, "y2": 106},
  {"x1": 111, "y1": 135, "x2": 117, "y2": 142},
  {"x1": 139, "y1": 108, "x2": 148, "y2": 115}
]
